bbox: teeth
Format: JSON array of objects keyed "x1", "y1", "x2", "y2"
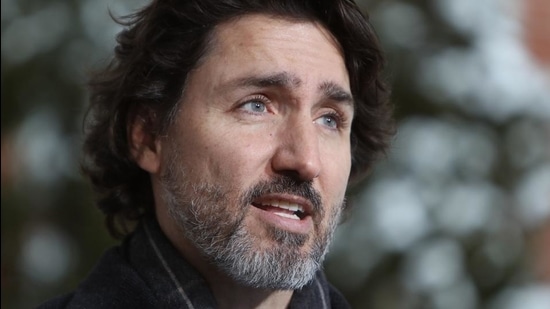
[
  {"x1": 263, "y1": 200, "x2": 304, "y2": 213},
  {"x1": 273, "y1": 211, "x2": 300, "y2": 220}
]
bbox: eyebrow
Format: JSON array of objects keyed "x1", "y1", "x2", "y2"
[
  {"x1": 230, "y1": 71, "x2": 302, "y2": 89},
  {"x1": 319, "y1": 81, "x2": 354, "y2": 107},
  {"x1": 222, "y1": 71, "x2": 354, "y2": 107}
]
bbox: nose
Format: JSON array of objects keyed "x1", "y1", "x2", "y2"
[{"x1": 271, "y1": 118, "x2": 321, "y2": 181}]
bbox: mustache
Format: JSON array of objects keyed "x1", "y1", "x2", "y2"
[{"x1": 241, "y1": 176, "x2": 324, "y2": 217}]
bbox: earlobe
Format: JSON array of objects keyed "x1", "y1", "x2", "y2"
[{"x1": 129, "y1": 116, "x2": 161, "y2": 174}]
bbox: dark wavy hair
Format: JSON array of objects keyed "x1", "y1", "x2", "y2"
[{"x1": 82, "y1": 0, "x2": 394, "y2": 238}]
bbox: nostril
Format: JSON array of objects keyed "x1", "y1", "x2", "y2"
[{"x1": 277, "y1": 170, "x2": 303, "y2": 181}]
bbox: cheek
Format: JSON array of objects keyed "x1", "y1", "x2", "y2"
[
  {"x1": 321, "y1": 146, "x2": 351, "y2": 197},
  {"x1": 191, "y1": 126, "x2": 274, "y2": 185}
]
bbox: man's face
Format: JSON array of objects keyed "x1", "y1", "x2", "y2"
[{"x1": 154, "y1": 14, "x2": 353, "y2": 289}]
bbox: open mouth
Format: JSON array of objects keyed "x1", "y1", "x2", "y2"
[{"x1": 252, "y1": 200, "x2": 308, "y2": 220}]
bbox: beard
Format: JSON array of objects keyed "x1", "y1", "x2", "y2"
[{"x1": 159, "y1": 154, "x2": 344, "y2": 290}]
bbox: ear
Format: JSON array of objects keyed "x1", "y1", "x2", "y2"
[{"x1": 129, "y1": 115, "x2": 162, "y2": 174}]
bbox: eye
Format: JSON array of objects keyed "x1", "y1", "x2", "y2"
[
  {"x1": 241, "y1": 101, "x2": 267, "y2": 113},
  {"x1": 239, "y1": 100, "x2": 267, "y2": 113},
  {"x1": 315, "y1": 112, "x2": 341, "y2": 129}
]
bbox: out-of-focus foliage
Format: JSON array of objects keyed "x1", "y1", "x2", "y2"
[
  {"x1": 1, "y1": 1, "x2": 145, "y2": 307},
  {"x1": 326, "y1": 0, "x2": 550, "y2": 308},
  {"x1": 1, "y1": 0, "x2": 549, "y2": 308}
]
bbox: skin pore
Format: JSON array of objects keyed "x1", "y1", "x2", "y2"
[{"x1": 131, "y1": 14, "x2": 354, "y2": 309}]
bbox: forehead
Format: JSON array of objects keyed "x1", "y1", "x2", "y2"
[
  {"x1": 196, "y1": 14, "x2": 350, "y2": 91},
  {"x1": 212, "y1": 14, "x2": 341, "y2": 51}
]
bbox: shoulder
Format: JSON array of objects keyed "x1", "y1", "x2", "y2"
[
  {"x1": 327, "y1": 282, "x2": 351, "y2": 309},
  {"x1": 37, "y1": 245, "x2": 158, "y2": 309}
]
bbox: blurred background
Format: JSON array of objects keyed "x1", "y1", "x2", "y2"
[{"x1": 1, "y1": 0, "x2": 549, "y2": 308}]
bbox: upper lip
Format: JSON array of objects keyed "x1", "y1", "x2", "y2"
[{"x1": 251, "y1": 193, "x2": 314, "y2": 217}]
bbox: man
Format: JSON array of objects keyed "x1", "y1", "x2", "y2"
[{"x1": 40, "y1": 0, "x2": 393, "y2": 308}]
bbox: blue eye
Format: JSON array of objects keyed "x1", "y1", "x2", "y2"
[
  {"x1": 316, "y1": 113, "x2": 340, "y2": 129},
  {"x1": 240, "y1": 101, "x2": 267, "y2": 113}
]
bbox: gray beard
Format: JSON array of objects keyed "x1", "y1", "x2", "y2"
[{"x1": 159, "y1": 161, "x2": 343, "y2": 290}]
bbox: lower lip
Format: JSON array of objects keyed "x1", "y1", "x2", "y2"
[{"x1": 250, "y1": 206, "x2": 313, "y2": 234}]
